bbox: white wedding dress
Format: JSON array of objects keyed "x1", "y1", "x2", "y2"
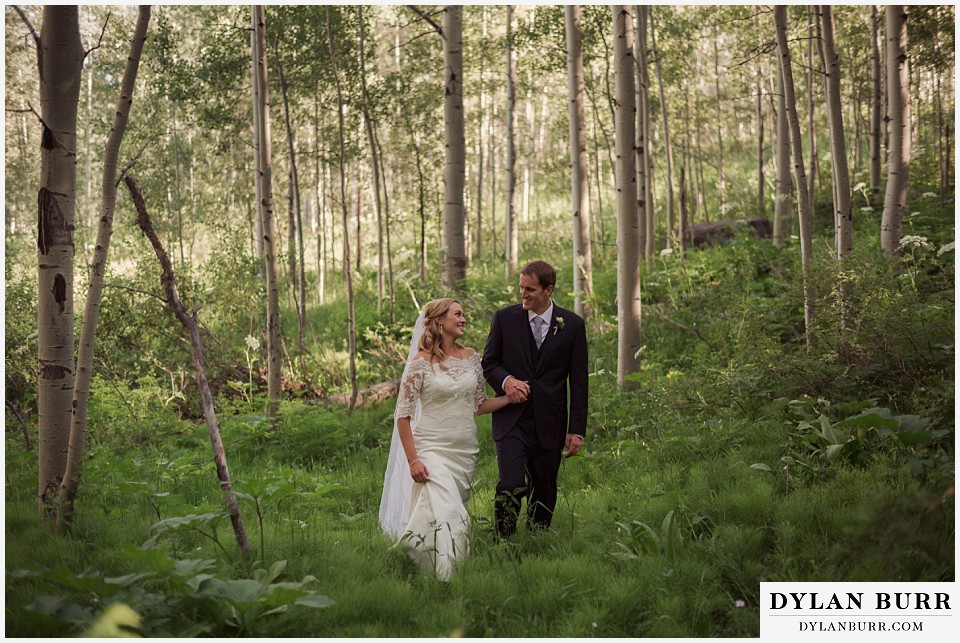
[{"x1": 383, "y1": 351, "x2": 485, "y2": 581}]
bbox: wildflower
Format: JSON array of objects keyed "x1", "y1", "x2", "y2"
[
  {"x1": 735, "y1": 599, "x2": 747, "y2": 608},
  {"x1": 245, "y1": 335, "x2": 261, "y2": 351},
  {"x1": 860, "y1": 206, "x2": 874, "y2": 212},
  {"x1": 553, "y1": 316, "x2": 565, "y2": 335},
  {"x1": 660, "y1": 247, "x2": 674, "y2": 257},
  {"x1": 898, "y1": 235, "x2": 932, "y2": 250},
  {"x1": 937, "y1": 241, "x2": 955, "y2": 256},
  {"x1": 922, "y1": 192, "x2": 937, "y2": 198}
]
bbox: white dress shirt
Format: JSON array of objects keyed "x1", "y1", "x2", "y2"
[{"x1": 502, "y1": 302, "x2": 554, "y2": 390}]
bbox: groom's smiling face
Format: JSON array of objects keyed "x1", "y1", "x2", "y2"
[{"x1": 520, "y1": 274, "x2": 553, "y2": 315}]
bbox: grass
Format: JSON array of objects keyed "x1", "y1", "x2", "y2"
[{"x1": 4, "y1": 191, "x2": 955, "y2": 637}]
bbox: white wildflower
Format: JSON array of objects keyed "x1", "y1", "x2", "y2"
[
  {"x1": 735, "y1": 600, "x2": 747, "y2": 608},
  {"x1": 922, "y1": 192, "x2": 937, "y2": 198},
  {"x1": 660, "y1": 247, "x2": 674, "y2": 257},
  {"x1": 860, "y1": 206, "x2": 874, "y2": 213},
  {"x1": 898, "y1": 235, "x2": 932, "y2": 250},
  {"x1": 937, "y1": 241, "x2": 955, "y2": 256},
  {"x1": 908, "y1": 211, "x2": 921, "y2": 217},
  {"x1": 245, "y1": 335, "x2": 261, "y2": 351}
]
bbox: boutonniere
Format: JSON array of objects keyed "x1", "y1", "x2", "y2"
[{"x1": 553, "y1": 316, "x2": 565, "y2": 335}]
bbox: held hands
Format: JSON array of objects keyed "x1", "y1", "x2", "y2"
[
  {"x1": 409, "y1": 458, "x2": 430, "y2": 483},
  {"x1": 504, "y1": 377, "x2": 530, "y2": 403}
]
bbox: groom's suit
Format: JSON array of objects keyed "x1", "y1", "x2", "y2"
[{"x1": 482, "y1": 303, "x2": 588, "y2": 533}]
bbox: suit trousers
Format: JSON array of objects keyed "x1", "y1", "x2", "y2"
[{"x1": 493, "y1": 410, "x2": 563, "y2": 538}]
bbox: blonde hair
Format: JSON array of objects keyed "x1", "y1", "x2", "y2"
[{"x1": 418, "y1": 298, "x2": 462, "y2": 368}]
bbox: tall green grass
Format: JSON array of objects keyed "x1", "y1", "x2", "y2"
[{"x1": 5, "y1": 193, "x2": 954, "y2": 637}]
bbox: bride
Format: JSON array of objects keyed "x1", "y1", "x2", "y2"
[{"x1": 379, "y1": 298, "x2": 517, "y2": 581}]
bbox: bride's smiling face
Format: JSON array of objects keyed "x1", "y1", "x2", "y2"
[{"x1": 439, "y1": 303, "x2": 466, "y2": 339}]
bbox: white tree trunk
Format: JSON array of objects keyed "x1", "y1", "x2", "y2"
[
  {"x1": 253, "y1": 5, "x2": 283, "y2": 419},
  {"x1": 774, "y1": 5, "x2": 816, "y2": 347},
  {"x1": 870, "y1": 5, "x2": 882, "y2": 193},
  {"x1": 650, "y1": 8, "x2": 675, "y2": 247},
  {"x1": 505, "y1": 5, "x2": 518, "y2": 278},
  {"x1": 327, "y1": 6, "x2": 359, "y2": 409},
  {"x1": 59, "y1": 6, "x2": 151, "y2": 530},
  {"x1": 443, "y1": 5, "x2": 467, "y2": 290},
  {"x1": 774, "y1": 53, "x2": 791, "y2": 249},
  {"x1": 612, "y1": 5, "x2": 642, "y2": 386},
  {"x1": 565, "y1": 5, "x2": 593, "y2": 318},
  {"x1": 37, "y1": 6, "x2": 83, "y2": 520},
  {"x1": 881, "y1": 5, "x2": 911, "y2": 258},
  {"x1": 819, "y1": 6, "x2": 852, "y2": 261}
]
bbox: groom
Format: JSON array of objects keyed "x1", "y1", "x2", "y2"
[{"x1": 482, "y1": 260, "x2": 588, "y2": 538}]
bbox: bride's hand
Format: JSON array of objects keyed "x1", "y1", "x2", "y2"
[{"x1": 409, "y1": 459, "x2": 430, "y2": 483}]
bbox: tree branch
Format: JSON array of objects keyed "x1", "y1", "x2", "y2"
[
  {"x1": 116, "y1": 132, "x2": 164, "y2": 186},
  {"x1": 103, "y1": 281, "x2": 166, "y2": 303},
  {"x1": 85, "y1": 11, "x2": 111, "y2": 59},
  {"x1": 406, "y1": 5, "x2": 443, "y2": 38},
  {"x1": 13, "y1": 5, "x2": 39, "y2": 47},
  {"x1": 12, "y1": 6, "x2": 41, "y2": 77}
]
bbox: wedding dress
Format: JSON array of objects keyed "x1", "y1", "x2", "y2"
[{"x1": 379, "y1": 313, "x2": 485, "y2": 581}]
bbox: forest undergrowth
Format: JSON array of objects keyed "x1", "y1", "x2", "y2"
[{"x1": 4, "y1": 195, "x2": 955, "y2": 637}]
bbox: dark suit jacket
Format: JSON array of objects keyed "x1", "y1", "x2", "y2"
[{"x1": 482, "y1": 303, "x2": 588, "y2": 449}]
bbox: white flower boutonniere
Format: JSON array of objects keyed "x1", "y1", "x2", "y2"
[{"x1": 553, "y1": 316, "x2": 565, "y2": 335}]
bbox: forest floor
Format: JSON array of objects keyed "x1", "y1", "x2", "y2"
[{"x1": 4, "y1": 198, "x2": 955, "y2": 637}]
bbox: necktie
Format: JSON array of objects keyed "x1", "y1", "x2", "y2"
[{"x1": 533, "y1": 316, "x2": 546, "y2": 349}]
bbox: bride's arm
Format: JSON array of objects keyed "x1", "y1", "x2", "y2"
[
  {"x1": 471, "y1": 352, "x2": 514, "y2": 415},
  {"x1": 396, "y1": 417, "x2": 429, "y2": 482},
  {"x1": 474, "y1": 395, "x2": 512, "y2": 416}
]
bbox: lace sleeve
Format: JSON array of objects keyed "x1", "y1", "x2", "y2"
[
  {"x1": 473, "y1": 354, "x2": 487, "y2": 412},
  {"x1": 395, "y1": 360, "x2": 425, "y2": 420}
]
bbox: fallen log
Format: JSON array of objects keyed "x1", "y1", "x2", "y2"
[
  {"x1": 688, "y1": 216, "x2": 772, "y2": 247},
  {"x1": 314, "y1": 380, "x2": 400, "y2": 408}
]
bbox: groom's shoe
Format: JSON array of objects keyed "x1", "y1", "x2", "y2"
[{"x1": 494, "y1": 488, "x2": 524, "y2": 540}]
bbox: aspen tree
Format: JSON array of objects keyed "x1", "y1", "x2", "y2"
[{"x1": 612, "y1": 5, "x2": 642, "y2": 386}]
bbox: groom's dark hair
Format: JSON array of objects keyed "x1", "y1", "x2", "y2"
[{"x1": 521, "y1": 260, "x2": 556, "y2": 289}]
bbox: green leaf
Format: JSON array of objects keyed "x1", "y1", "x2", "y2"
[
  {"x1": 834, "y1": 412, "x2": 898, "y2": 431},
  {"x1": 294, "y1": 594, "x2": 335, "y2": 609}
]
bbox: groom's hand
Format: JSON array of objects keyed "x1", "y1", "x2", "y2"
[
  {"x1": 504, "y1": 377, "x2": 530, "y2": 403},
  {"x1": 564, "y1": 434, "x2": 583, "y2": 458}
]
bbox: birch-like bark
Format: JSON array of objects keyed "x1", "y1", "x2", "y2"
[
  {"x1": 251, "y1": 19, "x2": 265, "y2": 277},
  {"x1": 565, "y1": 5, "x2": 593, "y2": 318},
  {"x1": 59, "y1": 6, "x2": 151, "y2": 530},
  {"x1": 328, "y1": 7, "x2": 359, "y2": 408},
  {"x1": 880, "y1": 5, "x2": 910, "y2": 258},
  {"x1": 358, "y1": 6, "x2": 385, "y2": 314},
  {"x1": 442, "y1": 5, "x2": 467, "y2": 290},
  {"x1": 37, "y1": 6, "x2": 83, "y2": 520},
  {"x1": 774, "y1": 54, "x2": 791, "y2": 249},
  {"x1": 275, "y1": 53, "x2": 305, "y2": 373},
  {"x1": 713, "y1": 19, "x2": 725, "y2": 212},
  {"x1": 612, "y1": 5, "x2": 642, "y2": 386},
  {"x1": 819, "y1": 6, "x2": 852, "y2": 261},
  {"x1": 641, "y1": 7, "x2": 654, "y2": 265},
  {"x1": 806, "y1": 6, "x2": 819, "y2": 199},
  {"x1": 870, "y1": 5, "x2": 882, "y2": 194},
  {"x1": 756, "y1": 12, "x2": 765, "y2": 220},
  {"x1": 128, "y1": 176, "x2": 250, "y2": 555},
  {"x1": 633, "y1": 6, "x2": 647, "y2": 263},
  {"x1": 774, "y1": 5, "x2": 816, "y2": 347},
  {"x1": 253, "y1": 5, "x2": 283, "y2": 420},
  {"x1": 650, "y1": 7, "x2": 675, "y2": 246},
  {"x1": 505, "y1": 5, "x2": 518, "y2": 279}
]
